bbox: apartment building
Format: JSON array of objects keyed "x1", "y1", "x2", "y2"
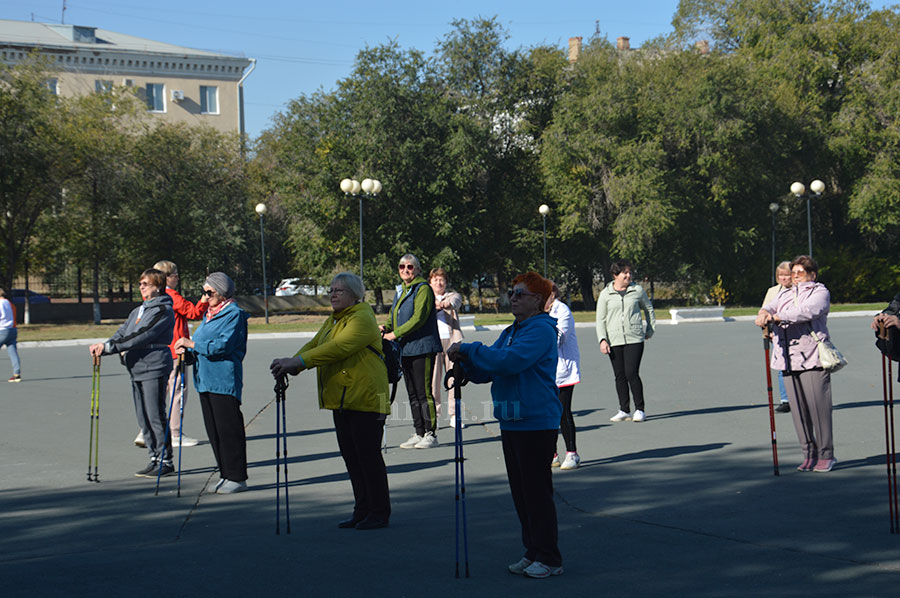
[{"x1": 0, "y1": 19, "x2": 255, "y2": 135}]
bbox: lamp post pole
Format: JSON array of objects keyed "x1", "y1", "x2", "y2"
[
  {"x1": 790, "y1": 179, "x2": 825, "y2": 258},
  {"x1": 341, "y1": 177, "x2": 381, "y2": 284},
  {"x1": 539, "y1": 204, "x2": 550, "y2": 278},
  {"x1": 255, "y1": 203, "x2": 269, "y2": 324},
  {"x1": 769, "y1": 202, "x2": 779, "y2": 285}
]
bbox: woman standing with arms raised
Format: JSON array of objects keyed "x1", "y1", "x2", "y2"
[{"x1": 595, "y1": 260, "x2": 656, "y2": 422}]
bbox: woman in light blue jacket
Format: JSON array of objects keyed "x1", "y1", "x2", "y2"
[
  {"x1": 595, "y1": 260, "x2": 656, "y2": 423},
  {"x1": 175, "y1": 272, "x2": 250, "y2": 494}
]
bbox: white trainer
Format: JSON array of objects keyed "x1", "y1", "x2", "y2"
[
  {"x1": 523, "y1": 560, "x2": 564, "y2": 578},
  {"x1": 550, "y1": 453, "x2": 560, "y2": 467},
  {"x1": 632, "y1": 410, "x2": 646, "y2": 422},
  {"x1": 450, "y1": 415, "x2": 466, "y2": 429},
  {"x1": 134, "y1": 431, "x2": 147, "y2": 448},
  {"x1": 173, "y1": 435, "x2": 200, "y2": 447},
  {"x1": 414, "y1": 431, "x2": 439, "y2": 449},
  {"x1": 609, "y1": 410, "x2": 632, "y2": 422},
  {"x1": 560, "y1": 452, "x2": 581, "y2": 470},
  {"x1": 400, "y1": 434, "x2": 423, "y2": 449},
  {"x1": 508, "y1": 557, "x2": 533, "y2": 575}
]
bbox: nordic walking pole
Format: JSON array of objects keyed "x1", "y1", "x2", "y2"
[
  {"x1": 446, "y1": 362, "x2": 470, "y2": 578},
  {"x1": 176, "y1": 355, "x2": 185, "y2": 498},
  {"x1": 87, "y1": 355, "x2": 101, "y2": 482},
  {"x1": 155, "y1": 361, "x2": 180, "y2": 496},
  {"x1": 891, "y1": 353, "x2": 899, "y2": 534},
  {"x1": 878, "y1": 323, "x2": 897, "y2": 533},
  {"x1": 275, "y1": 374, "x2": 291, "y2": 534},
  {"x1": 763, "y1": 323, "x2": 779, "y2": 476},
  {"x1": 93, "y1": 354, "x2": 101, "y2": 483}
]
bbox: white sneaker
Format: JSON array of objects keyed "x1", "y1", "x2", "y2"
[
  {"x1": 560, "y1": 452, "x2": 581, "y2": 470},
  {"x1": 508, "y1": 557, "x2": 533, "y2": 575},
  {"x1": 400, "y1": 434, "x2": 423, "y2": 449},
  {"x1": 134, "y1": 431, "x2": 147, "y2": 448},
  {"x1": 550, "y1": 453, "x2": 560, "y2": 467},
  {"x1": 450, "y1": 415, "x2": 466, "y2": 429},
  {"x1": 217, "y1": 479, "x2": 248, "y2": 494},
  {"x1": 523, "y1": 560, "x2": 564, "y2": 578},
  {"x1": 414, "y1": 431, "x2": 439, "y2": 449},
  {"x1": 172, "y1": 435, "x2": 199, "y2": 447},
  {"x1": 609, "y1": 410, "x2": 632, "y2": 422},
  {"x1": 632, "y1": 410, "x2": 646, "y2": 422}
]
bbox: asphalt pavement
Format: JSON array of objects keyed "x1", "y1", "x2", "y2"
[{"x1": 1, "y1": 315, "x2": 899, "y2": 597}]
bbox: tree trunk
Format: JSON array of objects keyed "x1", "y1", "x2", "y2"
[
  {"x1": 374, "y1": 286, "x2": 384, "y2": 313},
  {"x1": 579, "y1": 266, "x2": 596, "y2": 311}
]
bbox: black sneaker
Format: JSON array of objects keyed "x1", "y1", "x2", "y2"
[
  {"x1": 158, "y1": 463, "x2": 175, "y2": 477},
  {"x1": 775, "y1": 403, "x2": 791, "y2": 413},
  {"x1": 135, "y1": 461, "x2": 158, "y2": 477}
]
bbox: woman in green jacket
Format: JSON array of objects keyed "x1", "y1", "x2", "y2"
[
  {"x1": 270, "y1": 272, "x2": 391, "y2": 530},
  {"x1": 595, "y1": 260, "x2": 656, "y2": 423}
]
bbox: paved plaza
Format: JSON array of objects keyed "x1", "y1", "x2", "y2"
[{"x1": 1, "y1": 315, "x2": 899, "y2": 597}]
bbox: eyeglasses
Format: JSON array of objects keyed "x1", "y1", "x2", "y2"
[
  {"x1": 202, "y1": 289, "x2": 215, "y2": 297},
  {"x1": 138, "y1": 281, "x2": 153, "y2": 288},
  {"x1": 398, "y1": 264, "x2": 415, "y2": 271},
  {"x1": 791, "y1": 269, "x2": 807, "y2": 275},
  {"x1": 328, "y1": 288, "x2": 347, "y2": 295},
  {"x1": 508, "y1": 288, "x2": 537, "y2": 299}
]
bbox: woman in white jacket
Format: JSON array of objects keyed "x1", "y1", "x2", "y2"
[
  {"x1": 595, "y1": 260, "x2": 656, "y2": 422},
  {"x1": 547, "y1": 284, "x2": 582, "y2": 470}
]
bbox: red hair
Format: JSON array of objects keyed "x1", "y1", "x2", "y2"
[{"x1": 511, "y1": 272, "x2": 553, "y2": 306}]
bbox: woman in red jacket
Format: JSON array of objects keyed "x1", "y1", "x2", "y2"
[{"x1": 149, "y1": 260, "x2": 208, "y2": 448}]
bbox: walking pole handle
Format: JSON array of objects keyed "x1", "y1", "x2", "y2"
[{"x1": 92, "y1": 354, "x2": 100, "y2": 367}]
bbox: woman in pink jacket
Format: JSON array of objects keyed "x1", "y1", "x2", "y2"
[{"x1": 755, "y1": 255, "x2": 836, "y2": 473}]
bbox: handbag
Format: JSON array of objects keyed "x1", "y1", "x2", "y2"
[{"x1": 810, "y1": 330, "x2": 847, "y2": 372}]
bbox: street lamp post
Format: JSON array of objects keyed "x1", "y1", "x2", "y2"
[
  {"x1": 538, "y1": 204, "x2": 550, "y2": 278},
  {"x1": 790, "y1": 179, "x2": 825, "y2": 257},
  {"x1": 255, "y1": 202, "x2": 269, "y2": 324},
  {"x1": 340, "y1": 177, "x2": 381, "y2": 283},
  {"x1": 769, "y1": 202, "x2": 779, "y2": 284}
]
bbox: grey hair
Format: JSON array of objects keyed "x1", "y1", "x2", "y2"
[
  {"x1": 331, "y1": 272, "x2": 365, "y2": 302},
  {"x1": 399, "y1": 253, "x2": 422, "y2": 276},
  {"x1": 776, "y1": 260, "x2": 791, "y2": 273}
]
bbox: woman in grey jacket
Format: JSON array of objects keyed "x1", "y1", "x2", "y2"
[
  {"x1": 595, "y1": 260, "x2": 656, "y2": 422},
  {"x1": 90, "y1": 269, "x2": 175, "y2": 477}
]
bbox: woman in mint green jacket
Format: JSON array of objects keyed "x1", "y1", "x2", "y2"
[{"x1": 595, "y1": 260, "x2": 656, "y2": 423}]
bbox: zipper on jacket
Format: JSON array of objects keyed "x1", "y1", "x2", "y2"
[{"x1": 339, "y1": 386, "x2": 347, "y2": 412}]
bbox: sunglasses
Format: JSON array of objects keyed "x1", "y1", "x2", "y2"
[
  {"x1": 508, "y1": 288, "x2": 537, "y2": 299},
  {"x1": 202, "y1": 289, "x2": 215, "y2": 297},
  {"x1": 398, "y1": 264, "x2": 415, "y2": 271}
]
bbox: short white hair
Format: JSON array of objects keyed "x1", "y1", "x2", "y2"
[
  {"x1": 399, "y1": 253, "x2": 422, "y2": 276},
  {"x1": 331, "y1": 272, "x2": 365, "y2": 301}
]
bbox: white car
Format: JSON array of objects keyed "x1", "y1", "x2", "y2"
[{"x1": 274, "y1": 278, "x2": 320, "y2": 296}]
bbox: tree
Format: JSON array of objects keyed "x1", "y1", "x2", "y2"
[{"x1": 0, "y1": 59, "x2": 68, "y2": 291}]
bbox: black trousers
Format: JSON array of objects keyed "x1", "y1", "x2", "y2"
[
  {"x1": 199, "y1": 392, "x2": 248, "y2": 482},
  {"x1": 608, "y1": 342, "x2": 645, "y2": 412},
  {"x1": 333, "y1": 410, "x2": 391, "y2": 521},
  {"x1": 558, "y1": 385, "x2": 576, "y2": 453},
  {"x1": 402, "y1": 354, "x2": 437, "y2": 435},
  {"x1": 501, "y1": 429, "x2": 562, "y2": 567},
  {"x1": 132, "y1": 376, "x2": 172, "y2": 463}
]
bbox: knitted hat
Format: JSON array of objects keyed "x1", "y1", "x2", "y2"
[{"x1": 205, "y1": 272, "x2": 235, "y2": 299}]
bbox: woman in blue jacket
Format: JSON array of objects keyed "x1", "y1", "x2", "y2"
[
  {"x1": 448, "y1": 272, "x2": 563, "y2": 579},
  {"x1": 175, "y1": 273, "x2": 250, "y2": 494}
]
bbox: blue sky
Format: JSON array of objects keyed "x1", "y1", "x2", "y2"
[{"x1": 2, "y1": 1, "x2": 895, "y2": 138}]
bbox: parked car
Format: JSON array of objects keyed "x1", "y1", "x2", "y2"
[
  {"x1": 274, "y1": 278, "x2": 321, "y2": 297},
  {"x1": 10, "y1": 289, "x2": 51, "y2": 305}
]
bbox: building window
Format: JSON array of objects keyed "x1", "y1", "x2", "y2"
[
  {"x1": 146, "y1": 83, "x2": 165, "y2": 112},
  {"x1": 200, "y1": 86, "x2": 218, "y2": 114},
  {"x1": 45, "y1": 78, "x2": 59, "y2": 95},
  {"x1": 95, "y1": 80, "x2": 113, "y2": 93}
]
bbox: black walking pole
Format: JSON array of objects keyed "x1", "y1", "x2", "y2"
[
  {"x1": 763, "y1": 323, "x2": 780, "y2": 476},
  {"x1": 445, "y1": 363, "x2": 470, "y2": 578},
  {"x1": 879, "y1": 323, "x2": 899, "y2": 533},
  {"x1": 176, "y1": 355, "x2": 185, "y2": 498},
  {"x1": 275, "y1": 374, "x2": 291, "y2": 534},
  {"x1": 87, "y1": 355, "x2": 101, "y2": 482}
]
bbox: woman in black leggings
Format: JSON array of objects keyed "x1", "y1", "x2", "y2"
[
  {"x1": 595, "y1": 260, "x2": 656, "y2": 422},
  {"x1": 546, "y1": 284, "x2": 582, "y2": 470}
]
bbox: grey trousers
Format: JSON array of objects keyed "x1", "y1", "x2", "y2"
[
  {"x1": 784, "y1": 369, "x2": 834, "y2": 460},
  {"x1": 132, "y1": 376, "x2": 173, "y2": 463}
]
